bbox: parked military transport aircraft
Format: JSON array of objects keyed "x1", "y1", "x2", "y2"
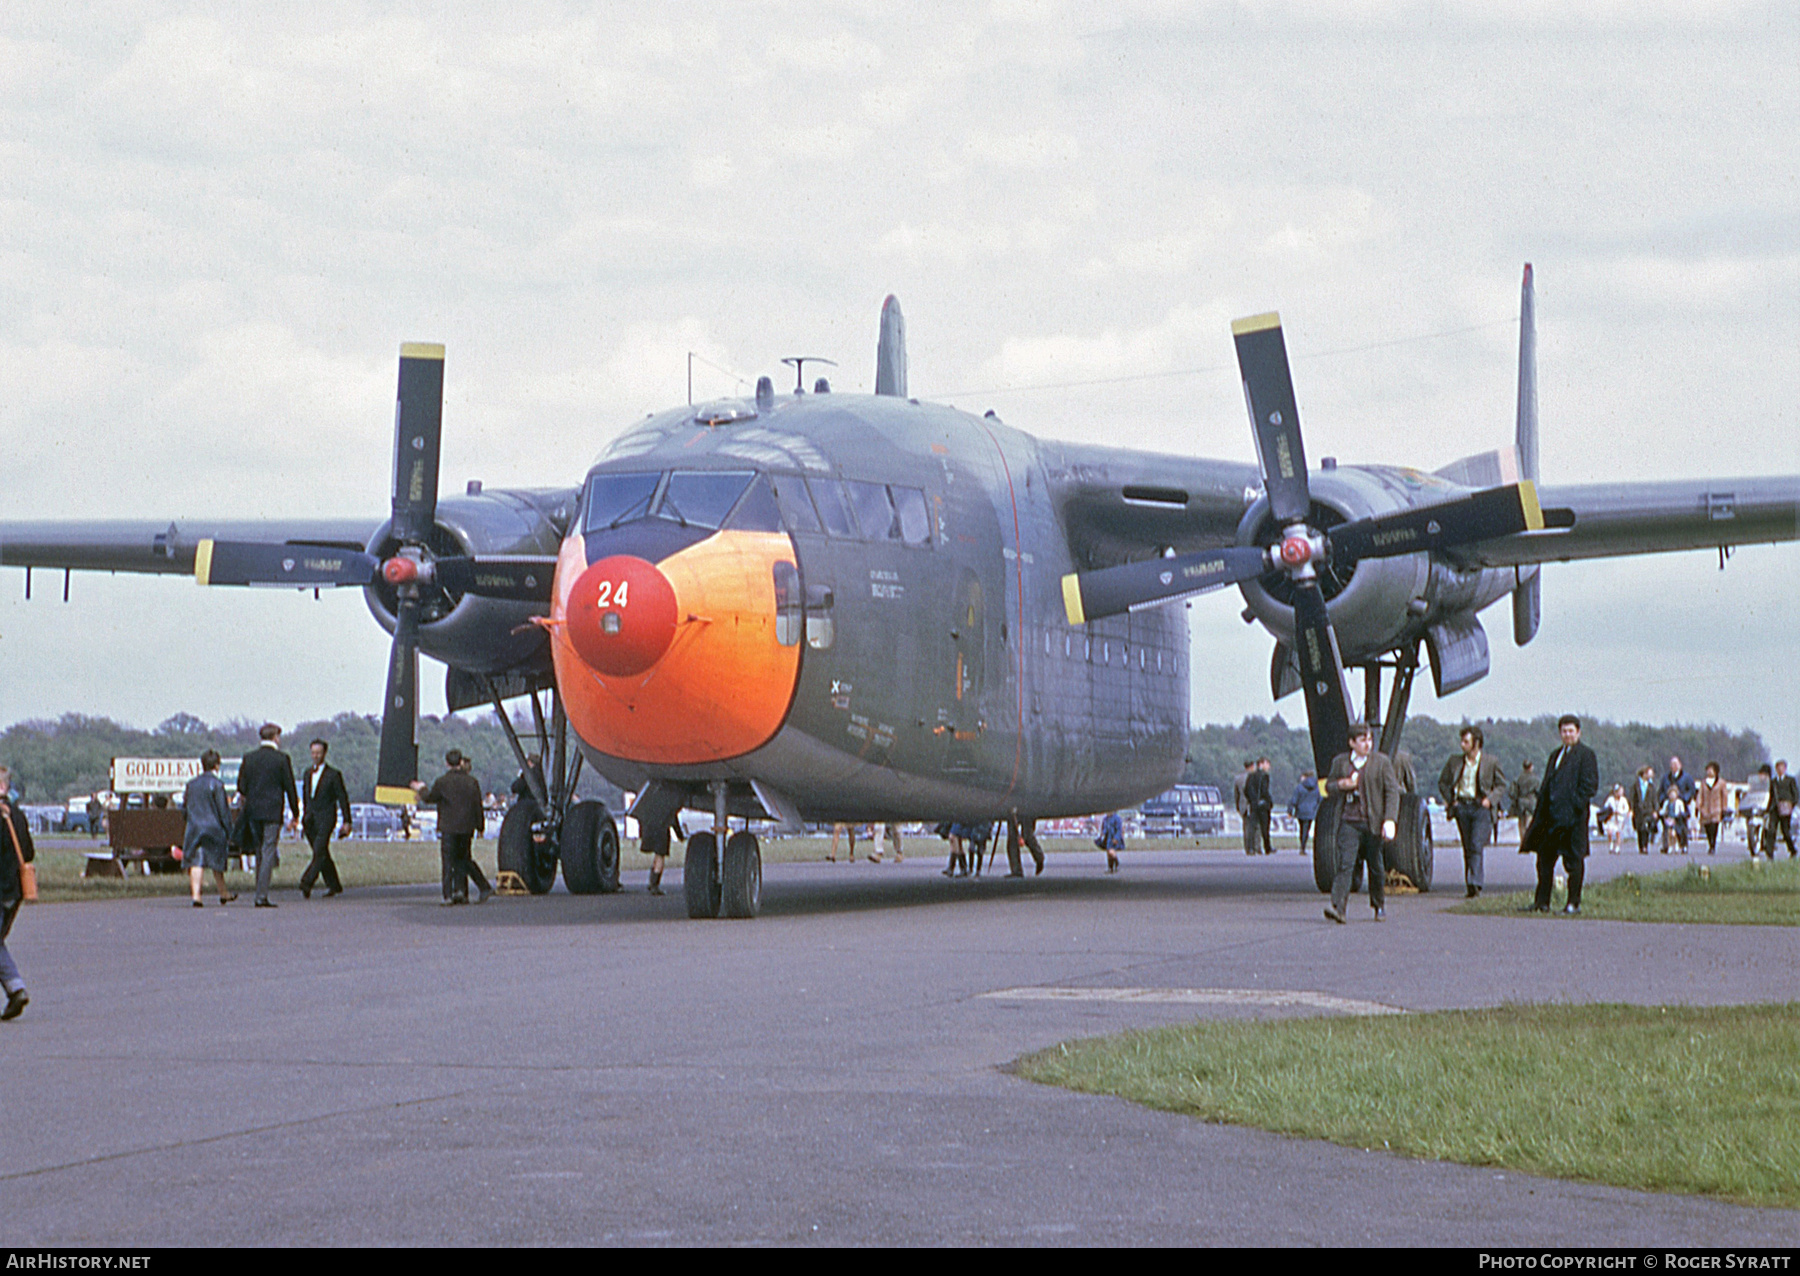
[{"x1": 5, "y1": 267, "x2": 1796, "y2": 917}]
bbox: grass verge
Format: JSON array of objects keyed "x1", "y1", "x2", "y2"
[
  {"x1": 1017, "y1": 1002, "x2": 1800, "y2": 1208},
  {"x1": 1454, "y1": 856, "x2": 1800, "y2": 925},
  {"x1": 26, "y1": 838, "x2": 457, "y2": 903}
]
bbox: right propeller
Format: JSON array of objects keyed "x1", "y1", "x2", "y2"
[{"x1": 1060, "y1": 311, "x2": 1546, "y2": 776}]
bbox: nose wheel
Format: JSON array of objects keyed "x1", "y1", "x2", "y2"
[
  {"x1": 722, "y1": 831, "x2": 762, "y2": 919},
  {"x1": 684, "y1": 831, "x2": 721, "y2": 918}
]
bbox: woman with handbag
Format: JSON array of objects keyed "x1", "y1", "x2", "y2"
[{"x1": 0, "y1": 764, "x2": 35, "y2": 1021}]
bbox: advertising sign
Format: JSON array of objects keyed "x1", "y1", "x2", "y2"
[{"x1": 110, "y1": 756, "x2": 242, "y2": 794}]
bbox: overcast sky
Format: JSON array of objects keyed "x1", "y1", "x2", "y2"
[{"x1": 2, "y1": 3, "x2": 1796, "y2": 761}]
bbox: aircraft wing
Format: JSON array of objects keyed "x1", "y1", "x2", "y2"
[
  {"x1": 1450, "y1": 477, "x2": 1799, "y2": 568},
  {"x1": 1040, "y1": 442, "x2": 1260, "y2": 567},
  {"x1": 0, "y1": 519, "x2": 379, "y2": 577}
]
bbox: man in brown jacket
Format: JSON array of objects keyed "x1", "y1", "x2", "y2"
[
  {"x1": 413, "y1": 749, "x2": 486, "y2": 905},
  {"x1": 1324, "y1": 723, "x2": 1403, "y2": 923},
  {"x1": 1437, "y1": 725, "x2": 1507, "y2": 899}
]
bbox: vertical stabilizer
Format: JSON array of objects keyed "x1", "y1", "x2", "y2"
[
  {"x1": 875, "y1": 295, "x2": 907, "y2": 397},
  {"x1": 1512, "y1": 263, "x2": 1542, "y2": 647}
]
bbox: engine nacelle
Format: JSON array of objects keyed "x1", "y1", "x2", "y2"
[
  {"x1": 362, "y1": 487, "x2": 575, "y2": 676},
  {"x1": 1236, "y1": 465, "x2": 1514, "y2": 666}
]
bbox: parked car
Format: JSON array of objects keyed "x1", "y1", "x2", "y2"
[{"x1": 1139, "y1": 785, "x2": 1227, "y2": 836}]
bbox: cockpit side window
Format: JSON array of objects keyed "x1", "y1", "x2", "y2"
[
  {"x1": 657, "y1": 470, "x2": 755, "y2": 530},
  {"x1": 582, "y1": 471, "x2": 662, "y2": 533},
  {"x1": 890, "y1": 486, "x2": 931, "y2": 545},
  {"x1": 808, "y1": 478, "x2": 858, "y2": 539},
  {"x1": 770, "y1": 475, "x2": 823, "y2": 534},
  {"x1": 724, "y1": 473, "x2": 783, "y2": 533},
  {"x1": 845, "y1": 480, "x2": 896, "y2": 540}
]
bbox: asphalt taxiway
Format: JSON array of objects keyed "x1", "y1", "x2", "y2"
[{"x1": 2, "y1": 843, "x2": 1796, "y2": 1246}]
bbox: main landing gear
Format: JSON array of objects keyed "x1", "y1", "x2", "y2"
[
  {"x1": 484, "y1": 673, "x2": 622, "y2": 897},
  {"x1": 1311, "y1": 644, "x2": 1436, "y2": 894}
]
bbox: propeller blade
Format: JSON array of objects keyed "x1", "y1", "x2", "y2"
[
  {"x1": 194, "y1": 540, "x2": 377, "y2": 588},
  {"x1": 391, "y1": 343, "x2": 445, "y2": 546},
  {"x1": 1232, "y1": 312, "x2": 1311, "y2": 526},
  {"x1": 434, "y1": 556, "x2": 558, "y2": 604},
  {"x1": 1290, "y1": 582, "x2": 1354, "y2": 779},
  {"x1": 1328, "y1": 481, "x2": 1545, "y2": 565},
  {"x1": 373, "y1": 591, "x2": 422, "y2": 805},
  {"x1": 1062, "y1": 546, "x2": 1268, "y2": 625}
]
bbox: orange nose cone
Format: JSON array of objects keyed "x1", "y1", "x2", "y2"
[{"x1": 565, "y1": 556, "x2": 678, "y2": 676}]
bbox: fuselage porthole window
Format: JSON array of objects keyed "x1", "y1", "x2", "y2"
[{"x1": 772, "y1": 561, "x2": 802, "y2": 646}]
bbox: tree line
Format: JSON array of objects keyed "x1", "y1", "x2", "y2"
[
  {"x1": 0, "y1": 711, "x2": 621, "y2": 807},
  {"x1": 1183, "y1": 714, "x2": 1771, "y2": 807}
]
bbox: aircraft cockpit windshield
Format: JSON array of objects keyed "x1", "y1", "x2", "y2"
[{"x1": 581, "y1": 468, "x2": 930, "y2": 543}]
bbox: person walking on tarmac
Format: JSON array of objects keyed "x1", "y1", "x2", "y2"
[
  {"x1": 412, "y1": 750, "x2": 486, "y2": 905},
  {"x1": 0, "y1": 765, "x2": 35, "y2": 1020},
  {"x1": 238, "y1": 724, "x2": 299, "y2": 908},
  {"x1": 1323, "y1": 724, "x2": 1402, "y2": 924},
  {"x1": 299, "y1": 739, "x2": 353, "y2": 899},
  {"x1": 1438, "y1": 726, "x2": 1506, "y2": 899}
]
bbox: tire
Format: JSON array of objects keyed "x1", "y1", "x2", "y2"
[
  {"x1": 721, "y1": 831, "x2": 762, "y2": 919},
  {"x1": 498, "y1": 798, "x2": 538, "y2": 881},
  {"x1": 597, "y1": 812, "x2": 621, "y2": 894},
  {"x1": 1388, "y1": 792, "x2": 1435, "y2": 891},
  {"x1": 1312, "y1": 795, "x2": 1341, "y2": 893},
  {"x1": 499, "y1": 798, "x2": 557, "y2": 895},
  {"x1": 561, "y1": 801, "x2": 604, "y2": 895},
  {"x1": 684, "y1": 830, "x2": 720, "y2": 919}
]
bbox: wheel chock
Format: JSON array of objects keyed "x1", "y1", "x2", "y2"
[{"x1": 494, "y1": 871, "x2": 530, "y2": 896}]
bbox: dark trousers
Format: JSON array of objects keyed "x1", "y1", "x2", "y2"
[
  {"x1": 1253, "y1": 808, "x2": 1273, "y2": 855},
  {"x1": 299, "y1": 825, "x2": 341, "y2": 894},
  {"x1": 1330, "y1": 821, "x2": 1385, "y2": 914},
  {"x1": 1773, "y1": 813, "x2": 1796, "y2": 857},
  {"x1": 1005, "y1": 819, "x2": 1045, "y2": 876},
  {"x1": 440, "y1": 833, "x2": 473, "y2": 901},
  {"x1": 1296, "y1": 818, "x2": 1313, "y2": 855},
  {"x1": 1636, "y1": 821, "x2": 1653, "y2": 853},
  {"x1": 1533, "y1": 825, "x2": 1586, "y2": 909},
  {"x1": 1452, "y1": 803, "x2": 1493, "y2": 890}
]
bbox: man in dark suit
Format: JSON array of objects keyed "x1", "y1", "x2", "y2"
[
  {"x1": 413, "y1": 749, "x2": 485, "y2": 905},
  {"x1": 1521, "y1": 714, "x2": 1601, "y2": 914},
  {"x1": 1246, "y1": 758, "x2": 1274, "y2": 855},
  {"x1": 239, "y1": 723, "x2": 300, "y2": 908},
  {"x1": 299, "y1": 738, "x2": 353, "y2": 899},
  {"x1": 1323, "y1": 723, "x2": 1403, "y2": 924},
  {"x1": 1438, "y1": 725, "x2": 1507, "y2": 899}
]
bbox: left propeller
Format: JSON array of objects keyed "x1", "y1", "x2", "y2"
[{"x1": 190, "y1": 343, "x2": 559, "y2": 805}]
